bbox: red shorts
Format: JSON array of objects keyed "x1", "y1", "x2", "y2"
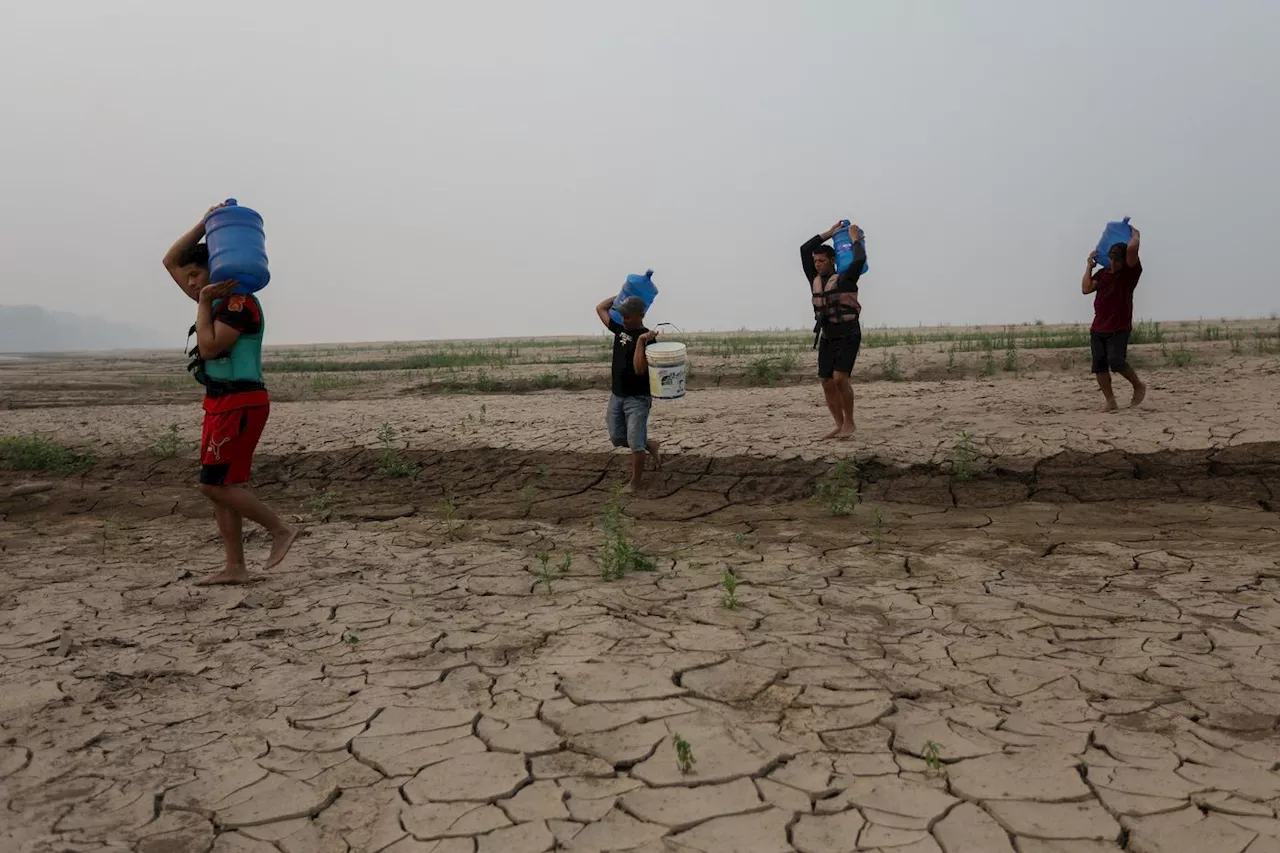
[{"x1": 200, "y1": 404, "x2": 269, "y2": 486}]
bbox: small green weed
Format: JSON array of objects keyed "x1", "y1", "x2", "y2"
[
  {"x1": 534, "y1": 551, "x2": 573, "y2": 593},
  {"x1": 152, "y1": 424, "x2": 183, "y2": 459},
  {"x1": 1003, "y1": 343, "x2": 1019, "y2": 373},
  {"x1": 599, "y1": 485, "x2": 656, "y2": 580},
  {"x1": 310, "y1": 489, "x2": 341, "y2": 519},
  {"x1": 520, "y1": 486, "x2": 538, "y2": 515},
  {"x1": 869, "y1": 506, "x2": 886, "y2": 548},
  {"x1": 882, "y1": 352, "x2": 902, "y2": 381},
  {"x1": 0, "y1": 435, "x2": 93, "y2": 475},
  {"x1": 923, "y1": 740, "x2": 943, "y2": 774},
  {"x1": 375, "y1": 423, "x2": 419, "y2": 478},
  {"x1": 814, "y1": 457, "x2": 860, "y2": 516},
  {"x1": 672, "y1": 733, "x2": 696, "y2": 774},
  {"x1": 721, "y1": 571, "x2": 741, "y2": 609},
  {"x1": 980, "y1": 351, "x2": 996, "y2": 377},
  {"x1": 441, "y1": 492, "x2": 463, "y2": 538},
  {"x1": 952, "y1": 430, "x2": 977, "y2": 482},
  {"x1": 1170, "y1": 345, "x2": 1193, "y2": 368},
  {"x1": 744, "y1": 357, "x2": 783, "y2": 386}
]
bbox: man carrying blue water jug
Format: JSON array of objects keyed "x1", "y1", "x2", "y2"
[
  {"x1": 162, "y1": 203, "x2": 297, "y2": 585},
  {"x1": 801, "y1": 222, "x2": 867, "y2": 440},
  {"x1": 1082, "y1": 223, "x2": 1146, "y2": 412},
  {"x1": 595, "y1": 294, "x2": 663, "y2": 493}
]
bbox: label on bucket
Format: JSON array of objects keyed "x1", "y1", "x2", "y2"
[{"x1": 650, "y1": 363, "x2": 686, "y2": 399}]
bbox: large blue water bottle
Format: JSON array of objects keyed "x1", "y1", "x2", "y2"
[
  {"x1": 833, "y1": 220, "x2": 869, "y2": 275},
  {"x1": 609, "y1": 270, "x2": 658, "y2": 325},
  {"x1": 1095, "y1": 216, "x2": 1132, "y2": 264},
  {"x1": 205, "y1": 199, "x2": 270, "y2": 294}
]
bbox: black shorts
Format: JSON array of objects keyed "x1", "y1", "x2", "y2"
[
  {"x1": 1090, "y1": 331, "x2": 1131, "y2": 374},
  {"x1": 818, "y1": 322, "x2": 862, "y2": 379}
]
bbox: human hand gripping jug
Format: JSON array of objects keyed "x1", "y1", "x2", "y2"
[
  {"x1": 205, "y1": 199, "x2": 270, "y2": 295},
  {"x1": 833, "y1": 220, "x2": 869, "y2": 276}
]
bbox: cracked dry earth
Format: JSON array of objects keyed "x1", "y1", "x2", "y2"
[{"x1": 3, "y1": 368, "x2": 1280, "y2": 853}]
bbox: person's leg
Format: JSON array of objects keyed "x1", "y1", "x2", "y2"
[
  {"x1": 1090, "y1": 333, "x2": 1118, "y2": 411},
  {"x1": 833, "y1": 373, "x2": 855, "y2": 439},
  {"x1": 1109, "y1": 332, "x2": 1145, "y2": 406},
  {"x1": 832, "y1": 326, "x2": 860, "y2": 439},
  {"x1": 195, "y1": 407, "x2": 294, "y2": 585},
  {"x1": 198, "y1": 504, "x2": 249, "y2": 586},
  {"x1": 607, "y1": 394, "x2": 628, "y2": 449},
  {"x1": 817, "y1": 334, "x2": 842, "y2": 438},
  {"x1": 622, "y1": 396, "x2": 651, "y2": 493}
]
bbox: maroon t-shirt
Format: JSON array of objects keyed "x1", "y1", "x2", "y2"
[{"x1": 1091, "y1": 262, "x2": 1142, "y2": 333}]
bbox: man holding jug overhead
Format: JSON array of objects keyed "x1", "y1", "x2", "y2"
[
  {"x1": 800, "y1": 221, "x2": 867, "y2": 440},
  {"x1": 595, "y1": 294, "x2": 663, "y2": 493},
  {"x1": 162, "y1": 202, "x2": 297, "y2": 585}
]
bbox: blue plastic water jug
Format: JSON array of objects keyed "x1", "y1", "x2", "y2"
[
  {"x1": 833, "y1": 220, "x2": 869, "y2": 276},
  {"x1": 609, "y1": 270, "x2": 658, "y2": 325},
  {"x1": 1095, "y1": 216, "x2": 1132, "y2": 265},
  {"x1": 205, "y1": 199, "x2": 270, "y2": 294}
]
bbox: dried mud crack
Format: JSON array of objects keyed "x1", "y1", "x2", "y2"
[{"x1": 2, "y1": 373, "x2": 1280, "y2": 851}]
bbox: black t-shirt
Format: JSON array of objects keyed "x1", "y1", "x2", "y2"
[{"x1": 608, "y1": 320, "x2": 651, "y2": 397}]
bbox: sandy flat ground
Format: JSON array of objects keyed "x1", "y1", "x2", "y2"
[{"x1": 2, "y1": 346, "x2": 1279, "y2": 852}]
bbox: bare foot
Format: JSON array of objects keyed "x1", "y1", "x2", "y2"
[
  {"x1": 834, "y1": 424, "x2": 856, "y2": 441},
  {"x1": 1131, "y1": 383, "x2": 1147, "y2": 407},
  {"x1": 622, "y1": 481, "x2": 640, "y2": 495},
  {"x1": 195, "y1": 565, "x2": 250, "y2": 586},
  {"x1": 263, "y1": 525, "x2": 298, "y2": 570},
  {"x1": 648, "y1": 440, "x2": 663, "y2": 471},
  {"x1": 821, "y1": 425, "x2": 842, "y2": 440},
  {"x1": 1104, "y1": 398, "x2": 1119, "y2": 413}
]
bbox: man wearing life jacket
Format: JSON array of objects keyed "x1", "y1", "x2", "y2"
[
  {"x1": 163, "y1": 204, "x2": 296, "y2": 585},
  {"x1": 800, "y1": 222, "x2": 867, "y2": 440}
]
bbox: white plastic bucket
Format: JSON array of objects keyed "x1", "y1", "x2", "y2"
[{"x1": 647, "y1": 341, "x2": 687, "y2": 399}]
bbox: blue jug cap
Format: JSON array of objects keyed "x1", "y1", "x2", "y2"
[{"x1": 224, "y1": 198, "x2": 238, "y2": 206}]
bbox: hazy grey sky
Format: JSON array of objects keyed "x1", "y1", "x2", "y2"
[{"x1": 2, "y1": 1, "x2": 1277, "y2": 345}]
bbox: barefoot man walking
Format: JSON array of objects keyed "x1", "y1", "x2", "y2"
[
  {"x1": 801, "y1": 222, "x2": 866, "y2": 439},
  {"x1": 595, "y1": 294, "x2": 662, "y2": 493},
  {"x1": 1083, "y1": 223, "x2": 1146, "y2": 411},
  {"x1": 163, "y1": 204, "x2": 297, "y2": 584}
]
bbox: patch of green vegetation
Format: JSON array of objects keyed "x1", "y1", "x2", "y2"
[
  {"x1": 951, "y1": 430, "x2": 978, "y2": 482},
  {"x1": 814, "y1": 457, "x2": 860, "y2": 516},
  {"x1": 535, "y1": 551, "x2": 572, "y2": 593},
  {"x1": 869, "y1": 506, "x2": 886, "y2": 548},
  {"x1": 441, "y1": 492, "x2": 463, "y2": 538},
  {"x1": 0, "y1": 435, "x2": 93, "y2": 475},
  {"x1": 310, "y1": 489, "x2": 341, "y2": 519},
  {"x1": 721, "y1": 571, "x2": 741, "y2": 610},
  {"x1": 151, "y1": 423, "x2": 183, "y2": 459},
  {"x1": 1003, "y1": 343, "x2": 1019, "y2": 373},
  {"x1": 375, "y1": 423, "x2": 419, "y2": 478},
  {"x1": 672, "y1": 733, "x2": 696, "y2": 774},
  {"x1": 599, "y1": 485, "x2": 656, "y2": 580},
  {"x1": 923, "y1": 740, "x2": 943, "y2": 774},
  {"x1": 882, "y1": 352, "x2": 903, "y2": 381}
]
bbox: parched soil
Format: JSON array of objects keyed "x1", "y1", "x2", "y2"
[{"x1": 2, "y1": 353, "x2": 1279, "y2": 852}]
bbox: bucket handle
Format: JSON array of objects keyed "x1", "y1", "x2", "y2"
[{"x1": 653, "y1": 322, "x2": 683, "y2": 334}]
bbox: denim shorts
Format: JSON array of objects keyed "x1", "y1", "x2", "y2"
[{"x1": 607, "y1": 394, "x2": 652, "y2": 451}]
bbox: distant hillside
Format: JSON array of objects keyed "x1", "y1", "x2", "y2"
[{"x1": 0, "y1": 305, "x2": 170, "y2": 353}]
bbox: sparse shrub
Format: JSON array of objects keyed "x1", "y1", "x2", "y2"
[
  {"x1": 0, "y1": 435, "x2": 93, "y2": 475},
  {"x1": 815, "y1": 457, "x2": 860, "y2": 516},
  {"x1": 952, "y1": 430, "x2": 977, "y2": 482}
]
